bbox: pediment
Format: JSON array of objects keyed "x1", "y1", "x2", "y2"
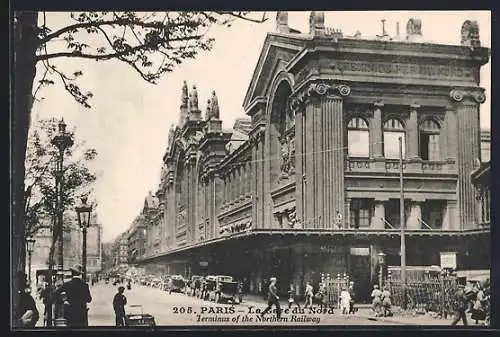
[{"x1": 243, "y1": 33, "x2": 306, "y2": 112}]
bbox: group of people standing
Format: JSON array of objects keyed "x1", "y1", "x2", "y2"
[
  {"x1": 16, "y1": 264, "x2": 92, "y2": 328},
  {"x1": 260, "y1": 277, "x2": 357, "y2": 319},
  {"x1": 370, "y1": 284, "x2": 392, "y2": 317}
]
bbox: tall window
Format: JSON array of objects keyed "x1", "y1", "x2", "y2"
[
  {"x1": 421, "y1": 200, "x2": 445, "y2": 229},
  {"x1": 347, "y1": 117, "x2": 370, "y2": 157},
  {"x1": 350, "y1": 199, "x2": 371, "y2": 228},
  {"x1": 383, "y1": 119, "x2": 406, "y2": 159},
  {"x1": 419, "y1": 119, "x2": 440, "y2": 161}
]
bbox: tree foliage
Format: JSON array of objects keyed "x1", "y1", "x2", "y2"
[
  {"x1": 24, "y1": 117, "x2": 98, "y2": 238},
  {"x1": 33, "y1": 11, "x2": 268, "y2": 106}
]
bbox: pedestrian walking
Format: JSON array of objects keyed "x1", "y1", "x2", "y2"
[
  {"x1": 348, "y1": 281, "x2": 356, "y2": 314},
  {"x1": 304, "y1": 282, "x2": 314, "y2": 308},
  {"x1": 113, "y1": 286, "x2": 127, "y2": 326},
  {"x1": 40, "y1": 282, "x2": 53, "y2": 327},
  {"x1": 451, "y1": 284, "x2": 469, "y2": 326},
  {"x1": 287, "y1": 284, "x2": 301, "y2": 309},
  {"x1": 57, "y1": 264, "x2": 92, "y2": 327},
  {"x1": 316, "y1": 282, "x2": 326, "y2": 311},
  {"x1": 381, "y1": 286, "x2": 392, "y2": 317},
  {"x1": 340, "y1": 286, "x2": 351, "y2": 315},
  {"x1": 371, "y1": 285, "x2": 382, "y2": 317},
  {"x1": 15, "y1": 271, "x2": 39, "y2": 328},
  {"x1": 260, "y1": 277, "x2": 282, "y2": 319},
  {"x1": 471, "y1": 283, "x2": 486, "y2": 324}
]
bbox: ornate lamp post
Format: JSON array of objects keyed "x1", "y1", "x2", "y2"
[
  {"x1": 377, "y1": 252, "x2": 386, "y2": 289},
  {"x1": 76, "y1": 196, "x2": 92, "y2": 283},
  {"x1": 26, "y1": 237, "x2": 36, "y2": 287},
  {"x1": 50, "y1": 118, "x2": 73, "y2": 327},
  {"x1": 51, "y1": 118, "x2": 74, "y2": 271}
]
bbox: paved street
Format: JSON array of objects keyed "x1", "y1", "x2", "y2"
[{"x1": 77, "y1": 283, "x2": 454, "y2": 326}]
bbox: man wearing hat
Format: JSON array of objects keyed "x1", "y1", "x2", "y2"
[
  {"x1": 58, "y1": 264, "x2": 92, "y2": 327},
  {"x1": 261, "y1": 277, "x2": 282, "y2": 319},
  {"x1": 113, "y1": 286, "x2": 127, "y2": 326}
]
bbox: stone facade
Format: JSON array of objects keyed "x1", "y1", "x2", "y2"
[
  {"x1": 30, "y1": 212, "x2": 103, "y2": 284},
  {"x1": 135, "y1": 13, "x2": 490, "y2": 302}
]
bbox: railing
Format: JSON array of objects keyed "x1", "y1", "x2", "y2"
[
  {"x1": 387, "y1": 267, "x2": 458, "y2": 316},
  {"x1": 345, "y1": 159, "x2": 453, "y2": 174}
]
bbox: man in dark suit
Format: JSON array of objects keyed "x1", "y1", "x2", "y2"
[
  {"x1": 58, "y1": 264, "x2": 92, "y2": 327},
  {"x1": 113, "y1": 286, "x2": 127, "y2": 326}
]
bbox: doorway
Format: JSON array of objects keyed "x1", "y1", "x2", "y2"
[{"x1": 349, "y1": 251, "x2": 372, "y2": 304}]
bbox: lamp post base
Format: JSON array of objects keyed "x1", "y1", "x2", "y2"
[{"x1": 53, "y1": 318, "x2": 68, "y2": 327}]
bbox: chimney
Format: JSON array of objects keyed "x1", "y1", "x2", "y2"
[
  {"x1": 275, "y1": 11, "x2": 290, "y2": 33},
  {"x1": 309, "y1": 11, "x2": 325, "y2": 37}
]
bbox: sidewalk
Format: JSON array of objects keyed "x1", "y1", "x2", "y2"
[{"x1": 240, "y1": 295, "x2": 449, "y2": 325}]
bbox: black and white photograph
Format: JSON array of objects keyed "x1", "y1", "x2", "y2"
[{"x1": 11, "y1": 10, "x2": 491, "y2": 329}]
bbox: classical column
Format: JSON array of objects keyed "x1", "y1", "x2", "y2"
[
  {"x1": 292, "y1": 82, "x2": 350, "y2": 229},
  {"x1": 445, "y1": 106, "x2": 457, "y2": 161},
  {"x1": 246, "y1": 161, "x2": 252, "y2": 198},
  {"x1": 407, "y1": 104, "x2": 420, "y2": 160},
  {"x1": 323, "y1": 85, "x2": 350, "y2": 228},
  {"x1": 372, "y1": 102, "x2": 384, "y2": 159},
  {"x1": 292, "y1": 102, "x2": 305, "y2": 225},
  {"x1": 442, "y1": 200, "x2": 458, "y2": 230},
  {"x1": 406, "y1": 202, "x2": 422, "y2": 230},
  {"x1": 344, "y1": 198, "x2": 351, "y2": 229},
  {"x1": 371, "y1": 201, "x2": 385, "y2": 229},
  {"x1": 450, "y1": 88, "x2": 485, "y2": 229},
  {"x1": 304, "y1": 98, "x2": 316, "y2": 228}
]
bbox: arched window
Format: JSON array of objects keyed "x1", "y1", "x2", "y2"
[
  {"x1": 383, "y1": 118, "x2": 405, "y2": 159},
  {"x1": 347, "y1": 117, "x2": 370, "y2": 157},
  {"x1": 419, "y1": 119, "x2": 440, "y2": 161}
]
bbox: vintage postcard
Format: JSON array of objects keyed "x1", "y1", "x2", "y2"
[{"x1": 12, "y1": 10, "x2": 490, "y2": 329}]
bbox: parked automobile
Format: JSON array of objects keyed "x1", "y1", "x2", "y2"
[
  {"x1": 207, "y1": 275, "x2": 239, "y2": 304},
  {"x1": 169, "y1": 275, "x2": 186, "y2": 293}
]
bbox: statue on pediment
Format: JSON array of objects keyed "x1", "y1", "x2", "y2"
[
  {"x1": 461, "y1": 20, "x2": 481, "y2": 48},
  {"x1": 406, "y1": 18, "x2": 422, "y2": 38}
]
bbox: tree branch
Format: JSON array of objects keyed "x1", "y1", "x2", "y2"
[{"x1": 36, "y1": 34, "x2": 204, "y2": 62}]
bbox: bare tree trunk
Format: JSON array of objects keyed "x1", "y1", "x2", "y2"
[{"x1": 12, "y1": 11, "x2": 38, "y2": 327}]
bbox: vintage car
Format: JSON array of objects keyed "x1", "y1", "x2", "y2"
[
  {"x1": 169, "y1": 275, "x2": 186, "y2": 293},
  {"x1": 204, "y1": 275, "x2": 217, "y2": 300},
  {"x1": 207, "y1": 275, "x2": 240, "y2": 304},
  {"x1": 189, "y1": 275, "x2": 203, "y2": 296}
]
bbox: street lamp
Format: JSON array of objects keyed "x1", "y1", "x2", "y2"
[
  {"x1": 76, "y1": 196, "x2": 92, "y2": 283},
  {"x1": 49, "y1": 118, "x2": 73, "y2": 327},
  {"x1": 377, "y1": 252, "x2": 386, "y2": 289},
  {"x1": 26, "y1": 237, "x2": 36, "y2": 287},
  {"x1": 51, "y1": 118, "x2": 74, "y2": 271}
]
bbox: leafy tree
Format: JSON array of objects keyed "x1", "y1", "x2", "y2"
[
  {"x1": 24, "y1": 117, "x2": 97, "y2": 239},
  {"x1": 12, "y1": 11, "x2": 267, "y2": 322}
]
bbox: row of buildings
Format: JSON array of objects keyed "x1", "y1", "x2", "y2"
[
  {"x1": 108, "y1": 13, "x2": 491, "y2": 302},
  {"x1": 30, "y1": 212, "x2": 103, "y2": 285}
]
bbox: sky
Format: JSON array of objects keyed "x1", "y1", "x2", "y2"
[{"x1": 30, "y1": 11, "x2": 491, "y2": 243}]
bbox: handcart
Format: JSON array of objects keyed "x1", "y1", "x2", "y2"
[{"x1": 125, "y1": 305, "x2": 156, "y2": 327}]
